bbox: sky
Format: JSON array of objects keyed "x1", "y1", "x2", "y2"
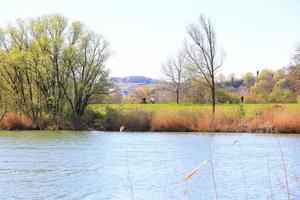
[{"x1": 1, "y1": 0, "x2": 300, "y2": 78}]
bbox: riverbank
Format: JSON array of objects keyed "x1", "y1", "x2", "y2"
[
  {"x1": 92, "y1": 104, "x2": 300, "y2": 133},
  {"x1": 1, "y1": 104, "x2": 300, "y2": 133}
]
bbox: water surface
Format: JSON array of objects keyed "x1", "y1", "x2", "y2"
[{"x1": 0, "y1": 131, "x2": 299, "y2": 200}]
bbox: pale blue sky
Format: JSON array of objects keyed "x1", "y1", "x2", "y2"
[{"x1": 1, "y1": 0, "x2": 300, "y2": 78}]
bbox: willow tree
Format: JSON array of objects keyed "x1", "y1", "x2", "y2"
[
  {"x1": 0, "y1": 21, "x2": 42, "y2": 120},
  {"x1": 185, "y1": 15, "x2": 224, "y2": 113},
  {"x1": 0, "y1": 14, "x2": 111, "y2": 128},
  {"x1": 29, "y1": 15, "x2": 68, "y2": 120},
  {"x1": 60, "y1": 22, "x2": 111, "y2": 128}
]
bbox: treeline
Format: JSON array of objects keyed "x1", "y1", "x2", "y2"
[
  {"x1": 236, "y1": 66, "x2": 300, "y2": 103},
  {"x1": 157, "y1": 14, "x2": 300, "y2": 104},
  {"x1": 0, "y1": 14, "x2": 111, "y2": 129},
  {"x1": 105, "y1": 15, "x2": 300, "y2": 105},
  {"x1": 115, "y1": 64, "x2": 300, "y2": 104},
  {"x1": 106, "y1": 59, "x2": 300, "y2": 105}
]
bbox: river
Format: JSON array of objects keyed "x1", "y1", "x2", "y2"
[{"x1": 0, "y1": 131, "x2": 299, "y2": 200}]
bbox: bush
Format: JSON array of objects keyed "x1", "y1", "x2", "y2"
[
  {"x1": 268, "y1": 88, "x2": 297, "y2": 103},
  {"x1": 216, "y1": 90, "x2": 240, "y2": 104}
]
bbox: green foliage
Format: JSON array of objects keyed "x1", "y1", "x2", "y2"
[
  {"x1": 286, "y1": 65, "x2": 300, "y2": 95},
  {"x1": 216, "y1": 89, "x2": 240, "y2": 104},
  {"x1": 98, "y1": 106, "x2": 152, "y2": 131},
  {"x1": 246, "y1": 67, "x2": 298, "y2": 103},
  {"x1": 0, "y1": 14, "x2": 111, "y2": 128},
  {"x1": 90, "y1": 103, "x2": 300, "y2": 121},
  {"x1": 273, "y1": 69, "x2": 286, "y2": 82},
  {"x1": 268, "y1": 88, "x2": 296, "y2": 103},
  {"x1": 243, "y1": 72, "x2": 255, "y2": 87}
]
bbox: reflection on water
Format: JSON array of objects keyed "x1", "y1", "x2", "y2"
[{"x1": 0, "y1": 131, "x2": 299, "y2": 200}]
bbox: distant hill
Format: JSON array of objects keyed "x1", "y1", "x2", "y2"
[
  {"x1": 112, "y1": 76, "x2": 160, "y2": 84},
  {"x1": 111, "y1": 76, "x2": 161, "y2": 97}
]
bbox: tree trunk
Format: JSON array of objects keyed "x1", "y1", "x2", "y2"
[
  {"x1": 176, "y1": 89, "x2": 179, "y2": 104},
  {"x1": 72, "y1": 111, "x2": 82, "y2": 130},
  {"x1": 211, "y1": 79, "x2": 216, "y2": 114},
  {"x1": 212, "y1": 87, "x2": 215, "y2": 114}
]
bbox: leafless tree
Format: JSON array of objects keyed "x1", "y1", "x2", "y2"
[
  {"x1": 294, "y1": 44, "x2": 300, "y2": 65},
  {"x1": 161, "y1": 50, "x2": 187, "y2": 104},
  {"x1": 185, "y1": 15, "x2": 224, "y2": 113}
]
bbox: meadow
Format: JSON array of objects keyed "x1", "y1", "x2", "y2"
[{"x1": 91, "y1": 103, "x2": 300, "y2": 115}]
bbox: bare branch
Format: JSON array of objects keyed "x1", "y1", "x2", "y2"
[{"x1": 185, "y1": 15, "x2": 224, "y2": 113}]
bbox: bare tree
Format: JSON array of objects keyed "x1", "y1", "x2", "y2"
[
  {"x1": 161, "y1": 50, "x2": 187, "y2": 104},
  {"x1": 294, "y1": 44, "x2": 300, "y2": 65},
  {"x1": 185, "y1": 15, "x2": 224, "y2": 113}
]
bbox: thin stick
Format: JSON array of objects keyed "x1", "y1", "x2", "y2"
[
  {"x1": 240, "y1": 162, "x2": 249, "y2": 200},
  {"x1": 209, "y1": 140, "x2": 219, "y2": 200},
  {"x1": 276, "y1": 137, "x2": 290, "y2": 200},
  {"x1": 184, "y1": 160, "x2": 210, "y2": 182},
  {"x1": 235, "y1": 140, "x2": 248, "y2": 200},
  {"x1": 267, "y1": 154, "x2": 273, "y2": 200},
  {"x1": 125, "y1": 137, "x2": 135, "y2": 200},
  {"x1": 126, "y1": 150, "x2": 134, "y2": 200}
]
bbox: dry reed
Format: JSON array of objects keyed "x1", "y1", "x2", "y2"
[
  {"x1": 196, "y1": 111, "x2": 242, "y2": 132},
  {"x1": 0, "y1": 112, "x2": 34, "y2": 130},
  {"x1": 248, "y1": 108, "x2": 300, "y2": 133},
  {"x1": 3, "y1": 105, "x2": 300, "y2": 133},
  {"x1": 151, "y1": 110, "x2": 199, "y2": 132},
  {"x1": 184, "y1": 160, "x2": 210, "y2": 182}
]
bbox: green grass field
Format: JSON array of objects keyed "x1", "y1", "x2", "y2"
[{"x1": 89, "y1": 103, "x2": 300, "y2": 118}]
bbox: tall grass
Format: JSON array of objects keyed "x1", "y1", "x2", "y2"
[
  {"x1": 0, "y1": 112, "x2": 35, "y2": 130},
  {"x1": 249, "y1": 108, "x2": 300, "y2": 133},
  {"x1": 100, "y1": 106, "x2": 152, "y2": 131},
  {"x1": 94, "y1": 105, "x2": 300, "y2": 133},
  {"x1": 196, "y1": 111, "x2": 242, "y2": 132},
  {"x1": 2, "y1": 104, "x2": 300, "y2": 132},
  {"x1": 151, "y1": 110, "x2": 199, "y2": 132}
]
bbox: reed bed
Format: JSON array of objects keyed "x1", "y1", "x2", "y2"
[
  {"x1": 101, "y1": 105, "x2": 300, "y2": 133},
  {"x1": 93, "y1": 105, "x2": 300, "y2": 133},
  {"x1": 151, "y1": 110, "x2": 199, "y2": 131},
  {"x1": 0, "y1": 112, "x2": 34, "y2": 130},
  {"x1": 1, "y1": 104, "x2": 300, "y2": 132}
]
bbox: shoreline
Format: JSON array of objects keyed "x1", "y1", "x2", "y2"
[
  {"x1": 0, "y1": 129, "x2": 300, "y2": 135},
  {"x1": 1, "y1": 104, "x2": 300, "y2": 134}
]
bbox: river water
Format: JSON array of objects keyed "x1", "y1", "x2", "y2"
[{"x1": 0, "y1": 131, "x2": 299, "y2": 200}]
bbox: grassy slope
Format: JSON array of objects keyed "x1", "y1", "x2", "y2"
[{"x1": 90, "y1": 103, "x2": 300, "y2": 118}]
